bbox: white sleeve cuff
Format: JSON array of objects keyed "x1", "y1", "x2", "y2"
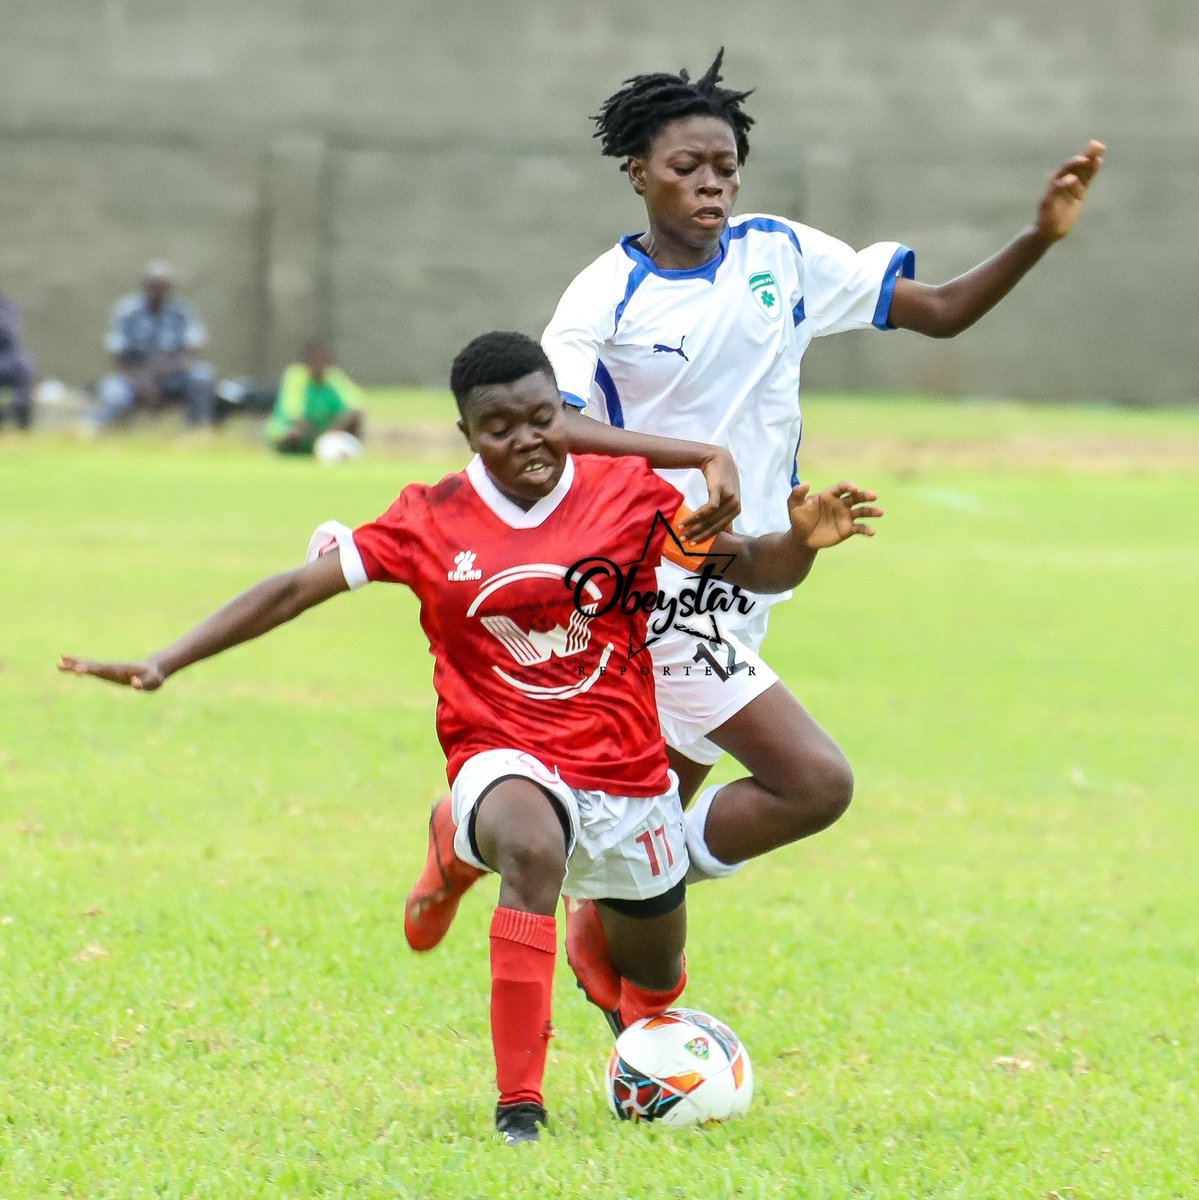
[{"x1": 305, "y1": 520, "x2": 370, "y2": 590}]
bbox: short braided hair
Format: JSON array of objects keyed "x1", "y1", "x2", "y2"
[
  {"x1": 593, "y1": 48, "x2": 755, "y2": 170},
  {"x1": 449, "y1": 331, "x2": 555, "y2": 414}
]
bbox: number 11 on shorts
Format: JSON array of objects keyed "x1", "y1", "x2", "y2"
[{"x1": 635, "y1": 825, "x2": 676, "y2": 877}]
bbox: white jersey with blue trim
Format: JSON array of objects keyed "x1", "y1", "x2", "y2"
[{"x1": 542, "y1": 213, "x2": 914, "y2": 549}]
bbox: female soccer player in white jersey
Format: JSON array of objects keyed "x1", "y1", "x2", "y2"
[
  {"x1": 60, "y1": 332, "x2": 883, "y2": 1144},
  {"x1": 533, "y1": 50, "x2": 1103, "y2": 993}
]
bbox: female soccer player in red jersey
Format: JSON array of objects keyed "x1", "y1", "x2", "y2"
[{"x1": 60, "y1": 332, "x2": 882, "y2": 1144}]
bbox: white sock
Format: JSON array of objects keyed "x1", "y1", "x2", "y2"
[{"x1": 684, "y1": 785, "x2": 746, "y2": 883}]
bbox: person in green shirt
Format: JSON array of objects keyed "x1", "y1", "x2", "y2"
[{"x1": 266, "y1": 339, "x2": 365, "y2": 454}]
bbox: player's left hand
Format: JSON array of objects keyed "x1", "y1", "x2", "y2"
[
  {"x1": 788, "y1": 481, "x2": 883, "y2": 549},
  {"x1": 682, "y1": 447, "x2": 741, "y2": 542},
  {"x1": 1036, "y1": 140, "x2": 1105, "y2": 241},
  {"x1": 57, "y1": 654, "x2": 166, "y2": 691}
]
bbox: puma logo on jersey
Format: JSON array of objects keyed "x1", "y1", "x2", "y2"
[
  {"x1": 652, "y1": 336, "x2": 689, "y2": 361},
  {"x1": 447, "y1": 550, "x2": 482, "y2": 581}
]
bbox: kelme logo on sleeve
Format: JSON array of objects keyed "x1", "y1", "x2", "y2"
[{"x1": 749, "y1": 271, "x2": 782, "y2": 321}]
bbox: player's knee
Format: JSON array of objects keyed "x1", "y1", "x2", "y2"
[
  {"x1": 781, "y1": 747, "x2": 854, "y2": 834},
  {"x1": 496, "y1": 831, "x2": 567, "y2": 907},
  {"x1": 808, "y1": 750, "x2": 854, "y2": 828}
]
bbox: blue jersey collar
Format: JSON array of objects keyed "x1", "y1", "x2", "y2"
[{"x1": 619, "y1": 229, "x2": 730, "y2": 284}]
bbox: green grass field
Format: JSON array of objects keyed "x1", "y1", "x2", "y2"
[{"x1": 2, "y1": 396, "x2": 1197, "y2": 1198}]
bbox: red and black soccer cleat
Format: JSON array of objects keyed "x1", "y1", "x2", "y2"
[{"x1": 404, "y1": 796, "x2": 484, "y2": 952}]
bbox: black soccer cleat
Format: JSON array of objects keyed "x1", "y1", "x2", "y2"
[
  {"x1": 495, "y1": 1101, "x2": 549, "y2": 1145},
  {"x1": 601, "y1": 1001, "x2": 625, "y2": 1038}
]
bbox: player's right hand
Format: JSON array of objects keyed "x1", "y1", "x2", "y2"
[
  {"x1": 682, "y1": 447, "x2": 741, "y2": 542},
  {"x1": 57, "y1": 655, "x2": 165, "y2": 691},
  {"x1": 787, "y1": 480, "x2": 883, "y2": 548}
]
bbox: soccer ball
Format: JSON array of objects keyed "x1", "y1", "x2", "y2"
[
  {"x1": 313, "y1": 430, "x2": 363, "y2": 465},
  {"x1": 606, "y1": 1008, "x2": 753, "y2": 1126}
]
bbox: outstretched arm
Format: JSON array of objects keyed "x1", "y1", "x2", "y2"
[
  {"x1": 58, "y1": 551, "x2": 350, "y2": 690},
  {"x1": 888, "y1": 140, "x2": 1105, "y2": 339},
  {"x1": 697, "y1": 481, "x2": 882, "y2": 593},
  {"x1": 563, "y1": 405, "x2": 739, "y2": 542}
]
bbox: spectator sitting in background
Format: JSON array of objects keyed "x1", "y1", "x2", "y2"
[
  {"x1": 92, "y1": 260, "x2": 216, "y2": 430},
  {"x1": 0, "y1": 289, "x2": 36, "y2": 431},
  {"x1": 266, "y1": 339, "x2": 365, "y2": 455}
]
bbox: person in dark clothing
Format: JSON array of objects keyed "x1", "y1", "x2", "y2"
[{"x1": 0, "y1": 291, "x2": 36, "y2": 431}]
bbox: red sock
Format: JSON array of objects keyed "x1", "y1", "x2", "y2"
[
  {"x1": 619, "y1": 964, "x2": 687, "y2": 1029},
  {"x1": 490, "y1": 906, "x2": 557, "y2": 1108}
]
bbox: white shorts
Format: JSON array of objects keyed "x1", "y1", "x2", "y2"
[
  {"x1": 450, "y1": 749, "x2": 689, "y2": 903},
  {"x1": 649, "y1": 617, "x2": 779, "y2": 767}
]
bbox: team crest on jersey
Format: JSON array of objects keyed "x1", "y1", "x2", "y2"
[
  {"x1": 466, "y1": 563, "x2": 613, "y2": 700},
  {"x1": 749, "y1": 271, "x2": 782, "y2": 321}
]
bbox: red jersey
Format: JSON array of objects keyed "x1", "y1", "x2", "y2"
[{"x1": 345, "y1": 454, "x2": 684, "y2": 795}]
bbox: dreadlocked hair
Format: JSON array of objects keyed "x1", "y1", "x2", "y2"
[
  {"x1": 449, "y1": 331, "x2": 555, "y2": 414},
  {"x1": 593, "y1": 47, "x2": 755, "y2": 170}
]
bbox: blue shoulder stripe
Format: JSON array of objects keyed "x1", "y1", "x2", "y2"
[
  {"x1": 728, "y1": 216, "x2": 803, "y2": 258},
  {"x1": 613, "y1": 262, "x2": 651, "y2": 334},
  {"x1": 594, "y1": 360, "x2": 624, "y2": 428}
]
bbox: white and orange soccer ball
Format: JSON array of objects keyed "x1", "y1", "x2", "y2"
[{"x1": 605, "y1": 1008, "x2": 754, "y2": 1126}]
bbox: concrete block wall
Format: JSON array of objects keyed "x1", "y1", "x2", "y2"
[{"x1": 1, "y1": 1, "x2": 1195, "y2": 402}]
